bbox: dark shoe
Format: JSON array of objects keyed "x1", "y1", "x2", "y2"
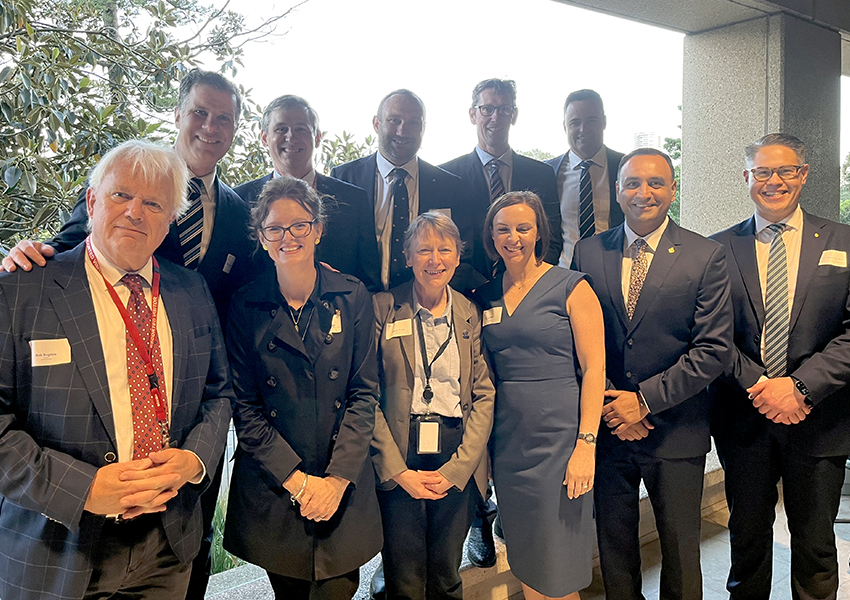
[
  {"x1": 493, "y1": 511, "x2": 504, "y2": 540},
  {"x1": 466, "y1": 524, "x2": 496, "y2": 568},
  {"x1": 370, "y1": 561, "x2": 386, "y2": 600}
]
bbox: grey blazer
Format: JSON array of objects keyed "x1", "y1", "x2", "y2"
[{"x1": 371, "y1": 282, "x2": 495, "y2": 496}]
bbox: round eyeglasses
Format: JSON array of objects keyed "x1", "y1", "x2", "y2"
[
  {"x1": 748, "y1": 165, "x2": 805, "y2": 182},
  {"x1": 259, "y1": 219, "x2": 317, "y2": 241}
]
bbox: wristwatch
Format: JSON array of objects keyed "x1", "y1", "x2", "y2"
[
  {"x1": 790, "y1": 376, "x2": 813, "y2": 407},
  {"x1": 577, "y1": 432, "x2": 597, "y2": 445}
]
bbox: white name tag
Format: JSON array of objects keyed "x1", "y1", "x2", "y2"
[
  {"x1": 330, "y1": 311, "x2": 343, "y2": 334},
  {"x1": 222, "y1": 253, "x2": 236, "y2": 274},
  {"x1": 819, "y1": 250, "x2": 847, "y2": 268},
  {"x1": 417, "y1": 420, "x2": 441, "y2": 454},
  {"x1": 30, "y1": 338, "x2": 71, "y2": 367},
  {"x1": 482, "y1": 306, "x2": 503, "y2": 326},
  {"x1": 386, "y1": 318, "x2": 412, "y2": 339}
]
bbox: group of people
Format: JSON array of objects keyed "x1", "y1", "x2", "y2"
[{"x1": 0, "y1": 68, "x2": 848, "y2": 600}]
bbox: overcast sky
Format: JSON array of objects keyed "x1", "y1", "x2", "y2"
[{"x1": 228, "y1": 0, "x2": 850, "y2": 166}]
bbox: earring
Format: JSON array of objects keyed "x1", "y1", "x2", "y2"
[
  {"x1": 315, "y1": 238, "x2": 320, "y2": 245},
  {"x1": 262, "y1": 244, "x2": 268, "y2": 251}
]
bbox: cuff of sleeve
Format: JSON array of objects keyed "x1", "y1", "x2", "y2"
[
  {"x1": 637, "y1": 389, "x2": 651, "y2": 414},
  {"x1": 186, "y1": 450, "x2": 206, "y2": 485}
]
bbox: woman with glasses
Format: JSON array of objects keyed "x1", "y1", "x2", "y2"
[{"x1": 223, "y1": 176, "x2": 382, "y2": 599}]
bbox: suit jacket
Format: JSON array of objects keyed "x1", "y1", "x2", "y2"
[
  {"x1": 572, "y1": 220, "x2": 733, "y2": 459},
  {"x1": 371, "y1": 283, "x2": 495, "y2": 497},
  {"x1": 710, "y1": 211, "x2": 850, "y2": 456},
  {"x1": 234, "y1": 173, "x2": 381, "y2": 292},
  {"x1": 223, "y1": 267, "x2": 382, "y2": 580},
  {"x1": 441, "y1": 149, "x2": 563, "y2": 272},
  {"x1": 331, "y1": 153, "x2": 483, "y2": 293},
  {"x1": 0, "y1": 244, "x2": 232, "y2": 600},
  {"x1": 51, "y1": 178, "x2": 261, "y2": 325}
]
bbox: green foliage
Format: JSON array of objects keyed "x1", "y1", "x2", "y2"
[
  {"x1": 517, "y1": 148, "x2": 554, "y2": 162},
  {"x1": 0, "y1": 0, "x2": 299, "y2": 250},
  {"x1": 319, "y1": 131, "x2": 375, "y2": 175},
  {"x1": 663, "y1": 136, "x2": 681, "y2": 225},
  {"x1": 211, "y1": 493, "x2": 243, "y2": 575}
]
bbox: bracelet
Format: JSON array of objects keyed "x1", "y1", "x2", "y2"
[{"x1": 289, "y1": 472, "x2": 308, "y2": 505}]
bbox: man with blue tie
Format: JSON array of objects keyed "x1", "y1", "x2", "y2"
[{"x1": 711, "y1": 133, "x2": 850, "y2": 600}]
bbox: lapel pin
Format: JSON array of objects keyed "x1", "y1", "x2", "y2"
[
  {"x1": 668, "y1": 247, "x2": 675, "y2": 254},
  {"x1": 814, "y1": 232, "x2": 820, "y2": 238},
  {"x1": 462, "y1": 331, "x2": 470, "y2": 339}
]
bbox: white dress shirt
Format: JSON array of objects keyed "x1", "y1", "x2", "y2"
[
  {"x1": 193, "y1": 171, "x2": 218, "y2": 262},
  {"x1": 558, "y1": 145, "x2": 611, "y2": 267},
  {"x1": 411, "y1": 288, "x2": 462, "y2": 418},
  {"x1": 620, "y1": 217, "x2": 670, "y2": 305},
  {"x1": 475, "y1": 146, "x2": 513, "y2": 193},
  {"x1": 375, "y1": 152, "x2": 420, "y2": 289}
]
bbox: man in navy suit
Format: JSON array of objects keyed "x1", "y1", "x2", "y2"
[
  {"x1": 572, "y1": 148, "x2": 733, "y2": 600},
  {"x1": 548, "y1": 89, "x2": 625, "y2": 266},
  {"x1": 0, "y1": 140, "x2": 231, "y2": 600},
  {"x1": 331, "y1": 89, "x2": 479, "y2": 292},
  {"x1": 441, "y1": 78, "x2": 562, "y2": 275},
  {"x1": 233, "y1": 95, "x2": 381, "y2": 291},
  {"x1": 711, "y1": 133, "x2": 850, "y2": 600},
  {"x1": 0, "y1": 68, "x2": 257, "y2": 599}
]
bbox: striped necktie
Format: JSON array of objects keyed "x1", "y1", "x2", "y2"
[
  {"x1": 763, "y1": 223, "x2": 789, "y2": 378},
  {"x1": 578, "y1": 160, "x2": 595, "y2": 239},
  {"x1": 176, "y1": 178, "x2": 204, "y2": 269},
  {"x1": 487, "y1": 159, "x2": 506, "y2": 202}
]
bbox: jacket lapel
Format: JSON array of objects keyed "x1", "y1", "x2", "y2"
[
  {"x1": 602, "y1": 225, "x2": 630, "y2": 331},
  {"x1": 391, "y1": 286, "x2": 416, "y2": 384},
  {"x1": 628, "y1": 221, "x2": 681, "y2": 332},
  {"x1": 790, "y1": 212, "x2": 828, "y2": 331},
  {"x1": 452, "y1": 293, "x2": 474, "y2": 401},
  {"x1": 728, "y1": 217, "x2": 764, "y2": 328},
  {"x1": 158, "y1": 265, "x2": 188, "y2": 415}
]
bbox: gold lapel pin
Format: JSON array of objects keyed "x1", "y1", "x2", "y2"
[
  {"x1": 814, "y1": 232, "x2": 820, "y2": 238},
  {"x1": 668, "y1": 247, "x2": 675, "y2": 254}
]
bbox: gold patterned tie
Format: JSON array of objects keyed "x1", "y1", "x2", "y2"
[{"x1": 627, "y1": 239, "x2": 648, "y2": 320}]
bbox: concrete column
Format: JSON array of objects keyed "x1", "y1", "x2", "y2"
[{"x1": 680, "y1": 13, "x2": 841, "y2": 236}]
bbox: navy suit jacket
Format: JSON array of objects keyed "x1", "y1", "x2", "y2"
[
  {"x1": 331, "y1": 153, "x2": 482, "y2": 292},
  {"x1": 0, "y1": 244, "x2": 232, "y2": 600},
  {"x1": 710, "y1": 212, "x2": 850, "y2": 456},
  {"x1": 572, "y1": 220, "x2": 733, "y2": 459},
  {"x1": 440, "y1": 149, "x2": 563, "y2": 274},
  {"x1": 51, "y1": 178, "x2": 260, "y2": 325},
  {"x1": 234, "y1": 173, "x2": 381, "y2": 292}
]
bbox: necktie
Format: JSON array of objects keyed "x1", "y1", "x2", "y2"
[
  {"x1": 175, "y1": 178, "x2": 204, "y2": 269},
  {"x1": 123, "y1": 274, "x2": 168, "y2": 459},
  {"x1": 487, "y1": 159, "x2": 506, "y2": 202},
  {"x1": 763, "y1": 223, "x2": 789, "y2": 378},
  {"x1": 578, "y1": 160, "x2": 595, "y2": 239},
  {"x1": 390, "y1": 168, "x2": 410, "y2": 286},
  {"x1": 627, "y1": 239, "x2": 648, "y2": 320}
]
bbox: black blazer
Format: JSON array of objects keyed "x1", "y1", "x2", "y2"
[
  {"x1": 441, "y1": 149, "x2": 563, "y2": 274},
  {"x1": 710, "y1": 212, "x2": 850, "y2": 456},
  {"x1": 547, "y1": 146, "x2": 626, "y2": 230},
  {"x1": 50, "y1": 179, "x2": 261, "y2": 325},
  {"x1": 572, "y1": 220, "x2": 733, "y2": 459},
  {"x1": 331, "y1": 153, "x2": 482, "y2": 293},
  {"x1": 234, "y1": 173, "x2": 381, "y2": 292}
]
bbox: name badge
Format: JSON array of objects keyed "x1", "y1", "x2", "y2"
[
  {"x1": 30, "y1": 338, "x2": 71, "y2": 367},
  {"x1": 330, "y1": 310, "x2": 343, "y2": 334},
  {"x1": 417, "y1": 420, "x2": 441, "y2": 454},
  {"x1": 482, "y1": 306, "x2": 503, "y2": 326},
  {"x1": 819, "y1": 250, "x2": 847, "y2": 268},
  {"x1": 222, "y1": 253, "x2": 236, "y2": 274},
  {"x1": 386, "y1": 318, "x2": 412, "y2": 339}
]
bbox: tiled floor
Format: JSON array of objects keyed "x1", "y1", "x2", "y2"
[{"x1": 207, "y1": 492, "x2": 850, "y2": 599}]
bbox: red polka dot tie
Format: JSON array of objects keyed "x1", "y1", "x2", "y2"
[{"x1": 123, "y1": 274, "x2": 168, "y2": 459}]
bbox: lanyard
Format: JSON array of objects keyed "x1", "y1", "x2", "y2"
[
  {"x1": 415, "y1": 309, "x2": 453, "y2": 413},
  {"x1": 85, "y1": 237, "x2": 169, "y2": 426}
]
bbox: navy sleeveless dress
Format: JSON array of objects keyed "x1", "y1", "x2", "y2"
[{"x1": 479, "y1": 267, "x2": 593, "y2": 596}]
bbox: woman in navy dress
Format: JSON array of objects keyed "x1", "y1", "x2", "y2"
[{"x1": 476, "y1": 191, "x2": 605, "y2": 600}]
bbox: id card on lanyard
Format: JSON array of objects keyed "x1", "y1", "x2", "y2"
[
  {"x1": 415, "y1": 312, "x2": 452, "y2": 454},
  {"x1": 85, "y1": 237, "x2": 170, "y2": 449}
]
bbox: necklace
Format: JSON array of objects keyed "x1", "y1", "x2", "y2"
[{"x1": 288, "y1": 303, "x2": 314, "y2": 341}]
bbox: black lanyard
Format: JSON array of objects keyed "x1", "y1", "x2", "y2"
[{"x1": 415, "y1": 310, "x2": 453, "y2": 409}]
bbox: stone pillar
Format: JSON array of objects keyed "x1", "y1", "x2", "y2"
[{"x1": 680, "y1": 13, "x2": 841, "y2": 236}]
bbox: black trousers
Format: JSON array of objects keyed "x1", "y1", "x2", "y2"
[
  {"x1": 595, "y1": 450, "x2": 706, "y2": 600},
  {"x1": 267, "y1": 569, "x2": 359, "y2": 600},
  {"x1": 378, "y1": 417, "x2": 477, "y2": 600},
  {"x1": 184, "y1": 454, "x2": 225, "y2": 599},
  {"x1": 716, "y1": 429, "x2": 847, "y2": 600}
]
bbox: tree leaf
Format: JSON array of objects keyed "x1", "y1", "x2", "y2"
[{"x1": 4, "y1": 166, "x2": 22, "y2": 189}]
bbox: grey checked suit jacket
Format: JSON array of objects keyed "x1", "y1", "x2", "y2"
[{"x1": 0, "y1": 243, "x2": 232, "y2": 600}]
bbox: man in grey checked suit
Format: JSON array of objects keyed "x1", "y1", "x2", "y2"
[{"x1": 0, "y1": 140, "x2": 232, "y2": 599}]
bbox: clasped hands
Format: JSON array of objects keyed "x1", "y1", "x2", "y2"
[
  {"x1": 284, "y1": 470, "x2": 350, "y2": 521},
  {"x1": 747, "y1": 376, "x2": 810, "y2": 425},
  {"x1": 601, "y1": 390, "x2": 654, "y2": 441},
  {"x1": 393, "y1": 469, "x2": 454, "y2": 500},
  {"x1": 84, "y1": 448, "x2": 203, "y2": 520}
]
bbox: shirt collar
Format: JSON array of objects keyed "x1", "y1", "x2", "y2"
[
  {"x1": 754, "y1": 204, "x2": 803, "y2": 235},
  {"x1": 274, "y1": 169, "x2": 317, "y2": 188},
  {"x1": 623, "y1": 216, "x2": 670, "y2": 253},
  {"x1": 88, "y1": 237, "x2": 154, "y2": 288},
  {"x1": 413, "y1": 286, "x2": 453, "y2": 321},
  {"x1": 190, "y1": 170, "x2": 217, "y2": 199},
  {"x1": 475, "y1": 146, "x2": 513, "y2": 168},
  {"x1": 377, "y1": 152, "x2": 419, "y2": 183},
  {"x1": 568, "y1": 145, "x2": 607, "y2": 170}
]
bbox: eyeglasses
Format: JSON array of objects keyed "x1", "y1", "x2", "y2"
[
  {"x1": 259, "y1": 219, "x2": 317, "y2": 241},
  {"x1": 748, "y1": 165, "x2": 805, "y2": 182},
  {"x1": 475, "y1": 104, "x2": 515, "y2": 118}
]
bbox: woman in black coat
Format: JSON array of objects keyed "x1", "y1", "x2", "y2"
[{"x1": 223, "y1": 176, "x2": 382, "y2": 599}]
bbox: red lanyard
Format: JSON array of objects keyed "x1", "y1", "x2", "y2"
[{"x1": 85, "y1": 237, "x2": 168, "y2": 424}]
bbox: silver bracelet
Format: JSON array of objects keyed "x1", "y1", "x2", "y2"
[{"x1": 290, "y1": 472, "x2": 308, "y2": 505}]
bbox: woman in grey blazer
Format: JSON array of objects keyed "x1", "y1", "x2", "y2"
[{"x1": 371, "y1": 211, "x2": 496, "y2": 600}]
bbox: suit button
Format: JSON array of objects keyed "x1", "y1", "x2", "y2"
[
  {"x1": 334, "y1": 400, "x2": 342, "y2": 409},
  {"x1": 104, "y1": 451, "x2": 116, "y2": 463},
  {"x1": 332, "y1": 433, "x2": 339, "y2": 441},
  {"x1": 267, "y1": 377, "x2": 277, "y2": 387},
  {"x1": 627, "y1": 339, "x2": 633, "y2": 347},
  {"x1": 325, "y1": 334, "x2": 334, "y2": 344},
  {"x1": 270, "y1": 409, "x2": 278, "y2": 418},
  {"x1": 267, "y1": 341, "x2": 276, "y2": 352},
  {"x1": 625, "y1": 371, "x2": 632, "y2": 379},
  {"x1": 270, "y1": 309, "x2": 277, "y2": 317},
  {"x1": 329, "y1": 368, "x2": 339, "y2": 380},
  {"x1": 322, "y1": 301, "x2": 330, "y2": 309},
  {"x1": 306, "y1": 372, "x2": 314, "y2": 381},
  {"x1": 754, "y1": 334, "x2": 761, "y2": 344},
  {"x1": 463, "y1": 404, "x2": 469, "y2": 411}
]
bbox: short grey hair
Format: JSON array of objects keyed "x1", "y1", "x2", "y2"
[
  {"x1": 261, "y1": 95, "x2": 320, "y2": 135},
  {"x1": 745, "y1": 133, "x2": 806, "y2": 165},
  {"x1": 89, "y1": 139, "x2": 189, "y2": 220},
  {"x1": 403, "y1": 211, "x2": 464, "y2": 256},
  {"x1": 376, "y1": 89, "x2": 426, "y2": 122}
]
